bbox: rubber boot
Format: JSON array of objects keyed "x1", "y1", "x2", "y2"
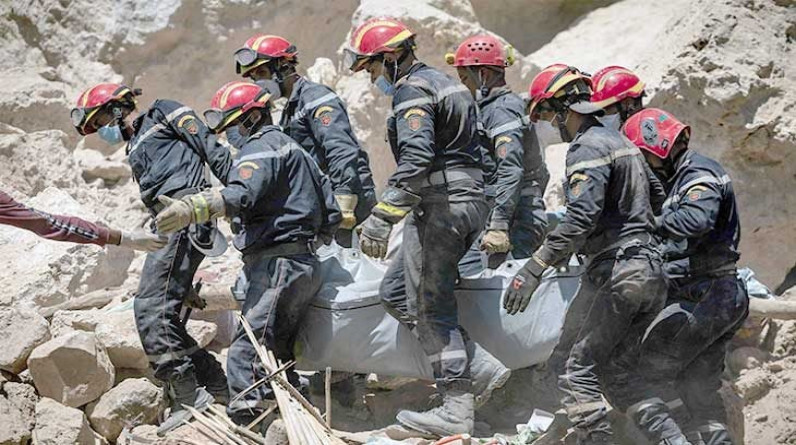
[
  {"x1": 192, "y1": 350, "x2": 230, "y2": 404},
  {"x1": 396, "y1": 390, "x2": 474, "y2": 437},
  {"x1": 470, "y1": 342, "x2": 511, "y2": 408},
  {"x1": 157, "y1": 372, "x2": 213, "y2": 436}
]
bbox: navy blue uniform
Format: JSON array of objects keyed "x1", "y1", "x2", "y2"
[
  {"x1": 129, "y1": 100, "x2": 231, "y2": 388},
  {"x1": 533, "y1": 118, "x2": 668, "y2": 443},
  {"x1": 279, "y1": 77, "x2": 376, "y2": 246},
  {"x1": 619, "y1": 150, "x2": 747, "y2": 445},
  {"x1": 378, "y1": 62, "x2": 488, "y2": 393},
  {"x1": 221, "y1": 125, "x2": 341, "y2": 418}
]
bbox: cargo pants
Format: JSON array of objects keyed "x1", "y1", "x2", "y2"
[
  {"x1": 380, "y1": 195, "x2": 489, "y2": 391},
  {"x1": 610, "y1": 273, "x2": 749, "y2": 445},
  {"x1": 134, "y1": 226, "x2": 224, "y2": 385},
  {"x1": 226, "y1": 250, "x2": 320, "y2": 418},
  {"x1": 557, "y1": 241, "x2": 668, "y2": 443}
]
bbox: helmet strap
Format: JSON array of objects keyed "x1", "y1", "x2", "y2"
[{"x1": 552, "y1": 109, "x2": 572, "y2": 142}]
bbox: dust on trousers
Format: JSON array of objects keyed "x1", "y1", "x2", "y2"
[
  {"x1": 226, "y1": 251, "x2": 320, "y2": 417},
  {"x1": 380, "y1": 192, "x2": 488, "y2": 390},
  {"x1": 134, "y1": 225, "x2": 223, "y2": 383},
  {"x1": 557, "y1": 241, "x2": 667, "y2": 442}
]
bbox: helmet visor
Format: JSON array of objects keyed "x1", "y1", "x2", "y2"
[
  {"x1": 344, "y1": 48, "x2": 370, "y2": 72},
  {"x1": 203, "y1": 109, "x2": 225, "y2": 132},
  {"x1": 234, "y1": 48, "x2": 260, "y2": 68},
  {"x1": 70, "y1": 108, "x2": 87, "y2": 129}
]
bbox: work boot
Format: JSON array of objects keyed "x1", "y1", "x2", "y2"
[
  {"x1": 192, "y1": 350, "x2": 230, "y2": 404},
  {"x1": 470, "y1": 342, "x2": 511, "y2": 408},
  {"x1": 396, "y1": 390, "x2": 474, "y2": 437},
  {"x1": 157, "y1": 372, "x2": 213, "y2": 436}
]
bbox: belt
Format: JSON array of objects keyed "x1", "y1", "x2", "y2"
[
  {"x1": 590, "y1": 232, "x2": 655, "y2": 262},
  {"x1": 520, "y1": 185, "x2": 543, "y2": 197},
  {"x1": 421, "y1": 168, "x2": 483, "y2": 187},
  {"x1": 672, "y1": 263, "x2": 737, "y2": 286},
  {"x1": 150, "y1": 187, "x2": 202, "y2": 215},
  {"x1": 243, "y1": 240, "x2": 315, "y2": 262}
]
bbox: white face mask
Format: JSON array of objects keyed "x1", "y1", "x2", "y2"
[
  {"x1": 534, "y1": 119, "x2": 563, "y2": 148},
  {"x1": 596, "y1": 113, "x2": 622, "y2": 131},
  {"x1": 255, "y1": 78, "x2": 282, "y2": 101}
]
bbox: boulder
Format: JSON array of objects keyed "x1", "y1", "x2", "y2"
[
  {"x1": 0, "y1": 394, "x2": 30, "y2": 445},
  {"x1": 728, "y1": 346, "x2": 770, "y2": 374},
  {"x1": 95, "y1": 309, "x2": 217, "y2": 370},
  {"x1": 73, "y1": 147, "x2": 132, "y2": 185},
  {"x1": 27, "y1": 331, "x2": 115, "y2": 408},
  {"x1": 85, "y1": 378, "x2": 165, "y2": 441},
  {"x1": 3, "y1": 382, "x2": 38, "y2": 431},
  {"x1": 0, "y1": 306, "x2": 50, "y2": 374},
  {"x1": 32, "y1": 397, "x2": 107, "y2": 445},
  {"x1": 735, "y1": 367, "x2": 773, "y2": 405},
  {"x1": 49, "y1": 310, "x2": 102, "y2": 337}
]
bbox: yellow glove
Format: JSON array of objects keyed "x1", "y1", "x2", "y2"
[
  {"x1": 156, "y1": 190, "x2": 226, "y2": 234},
  {"x1": 335, "y1": 194, "x2": 359, "y2": 230},
  {"x1": 480, "y1": 229, "x2": 512, "y2": 254}
]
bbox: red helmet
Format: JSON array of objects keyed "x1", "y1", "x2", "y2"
[
  {"x1": 623, "y1": 108, "x2": 690, "y2": 159},
  {"x1": 235, "y1": 34, "x2": 298, "y2": 77},
  {"x1": 345, "y1": 18, "x2": 415, "y2": 72},
  {"x1": 527, "y1": 64, "x2": 596, "y2": 120},
  {"x1": 590, "y1": 66, "x2": 645, "y2": 109},
  {"x1": 71, "y1": 83, "x2": 138, "y2": 135},
  {"x1": 204, "y1": 81, "x2": 272, "y2": 133},
  {"x1": 445, "y1": 35, "x2": 514, "y2": 68}
]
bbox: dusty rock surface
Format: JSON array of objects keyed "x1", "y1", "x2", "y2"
[
  {"x1": 32, "y1": 397, "x2": 107, "y2": 445},
  {"x1": 0, "y1": 394, "x2": 30, "y2": 445},
  {"x1": 27, "y1": 331, "x2": 115, "y2": 408},
  {"x1": 85, "y1": 378, "x2": 165, "y2": 441},
  {"x1": 0, "y1": 306, "x2": 50, "y2": 374}
]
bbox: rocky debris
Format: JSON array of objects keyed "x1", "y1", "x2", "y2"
[
  {"x1": 729, "y1": 346, "x2": 771, "y2": 375},
  {"x1": 41, "y1": 287, "x2": 127, "y2": 318},
  {"x1": 0, "y1": 126, "x2": 82, "y2": 196},
  {"x1": 73, "y1": 146, "x2": 132, "y2": 186},
  {"x1": 94, "y1": 309, "x2": 217, "y2": 370},
  {"x1": 0, "y1": 306, "x2": 50, "y2": 374},
  {"x1": 32, "y1": 397, "x2": 107, "y2": 445},
  {"x1": 2, "y1": 382, "x2": 38, "y2": 432},
  {"x1": 736, "y1": 367, "x2": 774, "y2": 404},
  {"x1": 49, "y1": 310, "x2": 102, "y2": 337},
  {"x1": 85, "y1": 378, "x2": 165, "y2": 441},
  {"x1": 0, "y1": 394, "x2": 30, "y2": 445},
  {"x1": 27, "y1": 331, "x2": 115, "y2": 408},
  {"x1": 0, "y1": 187, "x2": 134, "y2": 310}
]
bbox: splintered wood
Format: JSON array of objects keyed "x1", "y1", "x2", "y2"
[{"x1": 238, "y1": 314, "x2": 346, "y2": 445}]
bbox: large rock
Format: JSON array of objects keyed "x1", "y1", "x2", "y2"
[
  {"x1": 85, "y1": 378, "x2": 165, "y2": 441},
  {"x1": 49, "y1": 310, "x2": 102, "y2": 338},
  {"x1": 3, "y1": 382, "x2": 38, "y2": 431},
  {"x1": 73, "y1": 146, "x2": 132, "y2": 185},
  {"x1": 27, "y1": 331, "x2": 115, "y2": 408},
  {"x1": 32, "y1": 397, "x2": 107, "y2": 445},
  {"x1": 95, "y1": 309, "x2": 217, "y2": 370},
  {"x1": 0, "y1": 307, "x2": 50, "y2": 374},
  {"x1": 0, "y1": 394, "x2": 30, "y2": 445}
]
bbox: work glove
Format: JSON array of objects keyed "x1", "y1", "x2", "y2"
[
  {"x1": 480, "y1": 229, "x2": 512, "y2": 254},
  {"x1": 156, "y1": 190, "x2": 226, "y2": 234},
  {"x1": 119, "y1": 229, "x2": 168, "y2": 252},
  {"x1": 335, "y1": 194, "x2": 359, "y2": 230},
  {"x1": 503, "y1": 256, "x2": 547, "y2": 315},
  {"x1": 357, "y1": 214, "x2": 392, "y2": 259}
]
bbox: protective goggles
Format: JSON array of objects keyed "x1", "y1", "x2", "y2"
[
  {"x1": 70, "y1": 106, "x2": 109, "y2": 136},
  {"x1": 204, "y1": 94, "x2": 271, "y2": 133},
  {"x1": 234, "y1": 48, "x2": 263, "y2": 67},
  {"x1": 203, "y1": 109, "x2": 227, "y2": 132},
  {"x1": 344, "y1": 48, "x2": 378, "y2": 72}
]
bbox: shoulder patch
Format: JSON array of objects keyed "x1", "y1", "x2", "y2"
[
  {"x1": 313, "y1": 105, "x2": 334, "y2": 118},
  {"x1": 568, "y1": 172, "x2": 590, "y2": 198},
  {"x1": 178, "y1": 115, "x2": 199, "y2": 135},
  {"x1": 404, "y1": 108, "x2": 426, "y2": 132},
  {"x1": 495, "y1": 135, "x2": 513, "y2": 146},
  {"x1": 403, "y1": 108, "x2": 427, "y2": 119},
  {"x1": 686, "y1": 185, "x2": 708, "y2": 201},
  {"x1": 237, "y1": 161, "x2": 259, "y2": 180}
]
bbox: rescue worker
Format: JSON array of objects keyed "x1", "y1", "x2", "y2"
[
  {"x1": 0, "y1": 190, "x2": 165, "y2": 251},
  {"x1": 345, "y1": 18, "x2": 493, "y2": 437},
  {"x1": 155, "y1": 81, "x2": 341, "y2": 431},
  {"x1": 233, "y1": 34, "x2": 375, "y2": 247},
  {"x1": 446, "y1": 34, "x2": 549, "y2": 266},
  {"x1": 71, "y1": 83, "x2": 232, "y2": 434},
  {"x1": 622, "y1": 109, "x2": 748, "y2": 445},
  {"x1": 587, "y1": 65, "x2": 646, "y2": 130},
  {"x1": 502, "y1": 65, "x2": 683, "y2": 444}
]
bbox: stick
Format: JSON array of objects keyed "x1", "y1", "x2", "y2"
[
  {"x1": 206, "y1": 405, "x2": 267, "y2": 445},
  {"x1": 183, "y1": 406, "x2": 243, "y2": 445},
  {"x1": 182, "y1": 420, "x2": 227, "y2": 445},
  {"x1": 749, "y1": 297, "x2": 796, "y2": 320},
  {"x1": 325, "y1": 366, "x2": 332, "y2": 428},
  {"x1": 246, "y1": 404, "x2": 277, "y2": 431},
  {"x1": 230, "y1": 360, "x2": 296, "y2": 404}
]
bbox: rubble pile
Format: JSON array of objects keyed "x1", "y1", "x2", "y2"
[{"x1": 0, "y1": 0, "x2": 794, "y2": 443}]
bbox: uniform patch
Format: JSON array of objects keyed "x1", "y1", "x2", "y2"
[
  {"x1": 568, "y1": 173, "x2": 590, "y2": 198},
  {"x1": 404, "y1": 109, "x2": 426, "y2": 132},
  {"x1": 403, "y1": 108, "x2": 427, "y2": 119},
  {"x1": 237, "y1": 161, "x2": 259, "y2": 180},
  {"x1": 178, "y1": 115, "x2": 199, "y2": 135},
  {"x1": 686, "y1": 185, "x2": 708, "y2": 201},
  {"x1": 497, "y1": 145, "x2": 508, "y2": 159},
  {"x1": 314, "y1": 106, "x2": 334, "y2": 127}
]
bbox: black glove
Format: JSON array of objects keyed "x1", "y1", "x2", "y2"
[
  {"x1": 358, "y1": 214, "x2": 393, "y2": 259},
  {"x1": 503, "y1": 256, "x2": 547, "y2": 315}
]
